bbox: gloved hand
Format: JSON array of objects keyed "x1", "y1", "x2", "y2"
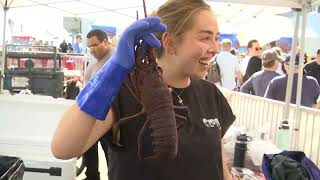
[{"x1": 77, "y1": 17, "x2": 166, "y2": 120}]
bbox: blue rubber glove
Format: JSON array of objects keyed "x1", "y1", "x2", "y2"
[{"x1": 76, "y1": 17, "x2": 166, "y2": 120}]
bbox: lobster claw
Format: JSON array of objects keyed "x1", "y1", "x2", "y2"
[{"x1": 135, "y1": 45, "x2": 144, "y2": 66}]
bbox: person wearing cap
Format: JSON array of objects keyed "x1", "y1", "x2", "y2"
[
  {"x1": 272, "y1": 46, "x2": 285, "y2": 75},
  {"x1": 265, "y1": 53, "x2": 320, "y2": 108},
  {"x1": 72, "y1": 34, "x2": 84, "y2": 54},
  {"x1": 240, "y1": 49, "x2": 280, "y2": 97},
  {"x1": 304, "y1": 49, "x2": 320, "y2": 85}
]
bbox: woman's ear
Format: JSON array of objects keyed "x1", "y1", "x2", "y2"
[{"x1": 162, "y1": 32, "x2": 176, "y2": 56}]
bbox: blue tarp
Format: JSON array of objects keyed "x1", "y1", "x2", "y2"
[{"x1": 219, "y1": 34, "x2": 239, "y2": 48}]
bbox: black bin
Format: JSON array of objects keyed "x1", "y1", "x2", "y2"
[{"x1": 0, "y1": 156, "x2": 24, "y2": 180}]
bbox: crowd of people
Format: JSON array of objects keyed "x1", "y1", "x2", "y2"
[
  {"x1": 207, "y1": 39, "x2": 320, "y2": 109},
  {"x1": 59, "y1": 34, "x2": 84, "y2": 54}
]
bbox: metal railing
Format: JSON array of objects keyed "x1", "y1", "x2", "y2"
[{"x1": 220, "y1": 88, "x2": 320, "y2": 167}]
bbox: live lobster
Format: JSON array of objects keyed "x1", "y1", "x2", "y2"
[{"x1": 114, "y1": 45, "x2": 189, "y2": 160}]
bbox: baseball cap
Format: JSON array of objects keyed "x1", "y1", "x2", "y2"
[
  {"x1": 271, "y1": 47, "x2": 285, "y2": 62},
  {"x1": 284, "y1": 53, "x2": 306, "y2": 66}
]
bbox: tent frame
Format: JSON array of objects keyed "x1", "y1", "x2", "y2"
[{"x1": 0, "y1": 0, "x2": 9, "y2": 94}]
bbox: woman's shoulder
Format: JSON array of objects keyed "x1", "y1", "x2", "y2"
[
  {"x1": 191, "y1": 78, "x2": 219, "y2": 92},
  {"x1": 190, "y1": 78, "x2": 227, "y2": 102},
  {"x1": 191, "y1": 78, "x2": 231, "y2": 104}
]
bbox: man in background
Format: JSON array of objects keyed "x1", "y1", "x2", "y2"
[
  {"x1": 240, "y1": 49, "x2": 280, "y2": 96},
  {"x1": 72, "y1": 34, "x2": 84, "y2": 54},
  {"x1": 240, "y1": 39, "x2": 261, "y2": 78},
  {"x1": 82, "y1": 29, "x2": 114, "y2": 180},
  {"x1": 242, "y1": 40, "x2": 262, "y2": 82},
  {"x1": 265, "y1": 53, "x2": 320, "y2": 108},
  {"x1": 304, "y1": 49, "x2": 320, "y2": 85},
  {"x1": 60, "y1": 40, "x2": 68, "y2": 53},
  {"x1": 215, "y1": 39, "x2": 242, "y2": 90}
]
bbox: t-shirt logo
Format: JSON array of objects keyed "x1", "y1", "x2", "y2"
[{"x1": 203, "y1": 118, "x2": 221, "y2": 129}]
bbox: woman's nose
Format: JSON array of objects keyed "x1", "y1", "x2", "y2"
[{"x1": 208, "y1": 40, "x2": 219, "y2": 57}]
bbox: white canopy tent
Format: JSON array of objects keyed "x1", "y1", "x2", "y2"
[
  {"x1": 0, "y1": 0, "x2": 299, "y2": 92},
  {"x1": 0, "y1": 0, "x2": 296, "y2": 41},
  {"x1": 0, "y1": 1, "x2": 319, "y2": 149},
  {"x1": 3, "y1": 1, "x2": 318, "y2": 47}
]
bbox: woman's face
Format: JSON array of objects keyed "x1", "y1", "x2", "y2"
[{"x1": 173, "y1": 10, "x2": 219, "y2": 79}]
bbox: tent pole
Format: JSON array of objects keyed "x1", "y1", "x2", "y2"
[
  {"x1": 293, "y1": 0, "x2": 308, "y2": 151},
  {"x1": 282, "y1": 9, "x2": 300, "y2": 119},
  {"x1": 281, "y1": 8, "x2": 301, "y2": 148},
  {"x1": 1, "y1": 0, "x2": 8, "y2": 94},
  {"x1": 136, "y1": 10, "x2": 139, "y2": 20}
]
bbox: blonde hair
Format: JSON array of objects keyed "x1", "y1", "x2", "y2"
[
  {"x1": 221, "y1": 39, "x2": 232, "y2": 51},
  {"x1": 153, "y1": 0, "x2": 211, "y2": 58}
]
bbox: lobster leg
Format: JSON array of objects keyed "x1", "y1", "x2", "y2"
[
  {"x1": 118, "y1": 109, "x2": 145, "y2": 125},
  {"x1": 112, "y1": 110, "x2": 146, "y2": 146},
  {"x1": 137, "y1": 119, "x2": 151, "y2": 160}
]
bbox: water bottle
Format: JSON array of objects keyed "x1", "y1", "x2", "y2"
[
  {"x1": 276, "y1": 120, "x2": 290, "y2": 150},
  {"x1": 233, "y1": 134, "x2": 252, "y2": 168}
]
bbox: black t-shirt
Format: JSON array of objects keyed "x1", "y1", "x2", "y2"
[
  {"x1": 104, "y1": 78, "x2": 236, "y2": 180},
  {"x1": 304, "y1": 60, "x2": 320, "y2": 85},
  {"x1": 243, "y1": 56, "x2": 262, "y2": 82}
]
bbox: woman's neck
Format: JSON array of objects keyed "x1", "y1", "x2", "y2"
[{"x1": 158, "y1": 57, "x2": 191, "y2": 88}]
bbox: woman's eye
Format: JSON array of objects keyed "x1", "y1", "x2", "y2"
[{"x1": 202, "y1": 36, "x2": 211, "y2": 41}]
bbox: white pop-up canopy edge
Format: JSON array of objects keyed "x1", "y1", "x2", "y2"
[{"x1": 0, "y1": 0, "x2": 303, "y2": 92}]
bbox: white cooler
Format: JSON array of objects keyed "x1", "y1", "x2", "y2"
[{"x1": 0, "y1": 94, "x2": 77, "y2": 180}]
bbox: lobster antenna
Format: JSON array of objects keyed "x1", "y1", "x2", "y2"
[
  {"x1": 142, "y1": 0, "x2": 147, "y2": 17},
  {"x1": 136, "y1": 10, "x2": 139, "y2": 20}
]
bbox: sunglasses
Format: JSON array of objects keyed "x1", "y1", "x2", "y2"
[{"x1": 255, "y1": 47, "x2": 262, "y2": 51}]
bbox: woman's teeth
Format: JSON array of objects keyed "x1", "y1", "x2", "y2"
[{"x1": 199, "y1": 59, "x2": 209, "y2": 65}]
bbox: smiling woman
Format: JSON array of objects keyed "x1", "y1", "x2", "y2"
[{"x1": 154, "y1": 0, "x2": 220, "y2": 81}]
